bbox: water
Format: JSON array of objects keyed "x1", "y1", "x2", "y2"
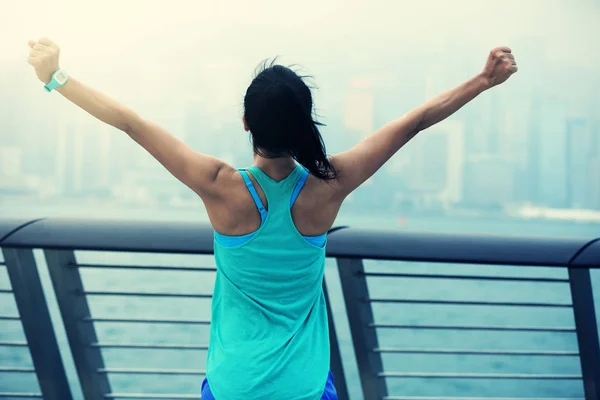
[{"x1": 0, "y1": 204, "x2": 599, "y2": 399}]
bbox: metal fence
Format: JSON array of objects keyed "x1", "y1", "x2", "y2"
[{"x1": 0, "y1": 217, "x2": 598, "y2": 400}]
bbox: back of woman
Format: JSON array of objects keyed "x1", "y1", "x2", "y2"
[
  {"x1": 26, "y1": 37, "x2": 517, "y2": 399},
  {"x1": 210, "y1": 165, "x2": 330, "y2": 399},
  {"x1": 205, "y1": 63, "x2": 344, "y2": 398}
]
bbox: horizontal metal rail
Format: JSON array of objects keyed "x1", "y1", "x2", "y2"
[
  {"x1": 0, "y1": 341, "x2": 28, "y2": 347},
  {"x1": 1, "y1": 218, "x2": 598, "y2": 400},
  {"x1": 368, "y1": 298, "x2": 573, "y2": 308},
  {"x1": 1, "y1": 219, "x2": 215, "y2": 254},
  {"x1": 0, "y1": 367, "x2": 36, "y2": 373},
  {"x1": 0, "y1": 393, "x2": 43, "y2": 399},
  {"x1": 384, "y1": 397, "x2": 584, "y2": 400},
  {"x1": 326, "y1": 228, "x2": 597, "y2": 266},
  {"x1": 73, "y1": 263, "x2": 216, "y2": 272},
  {"x1": 369, "y1": 323, "x2": 576, "y2": 332},
  {"x1": 104, "y1": 394, "x2": 199, "y2": 399},
  {"x1": 82, "y1": 316, "x2": 211, "y2": 325},
  {"x1": 98, "y1": 368, "x2": 206, "y2": 375},
  {"x1": 0, "y1": 315, "x2": 20, "y2": 321},
  {"x1": 374, "y1": 347, "x2": 579, "y2": 356},
  {"x1": 379, "y1": 372, "x2": 582, "y2": 380},
  {"x1": 3, "y1": 218, "x2": 597, "y2": 267},
  {"x1": 363, "y1": 272, "x2": 569, "y2": 283},
  {"x1": 79, "y1": 291, "x2": 212, "y2": 299},
  {"x1": 0, "y1": 218, "x2": 45, "y2": 247},
  {"x1": 91, "y1": 343, "x2": 208, "y2": 351}
]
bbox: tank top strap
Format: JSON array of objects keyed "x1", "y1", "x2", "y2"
[
  {"x1": 290, "y1": 168, "x2": 309, "y2": 207},
  {"x1": 244, "y1": 165, "x2": 304, "y2": 214},
  {"x1": 239, "y1": 170, "x2": 268, "y2": 223}
]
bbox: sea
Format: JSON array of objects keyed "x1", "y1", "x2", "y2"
[{"x1": 0, "y1": 201, "x2": 599, "y2": 399}]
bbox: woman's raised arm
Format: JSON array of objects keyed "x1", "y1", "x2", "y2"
[
  {"x1": 330, "y1": 46, "x2": 518, "y2": 198},
  {"x1": 27, "y1": 37, "x2": 233, "y2": 198}
]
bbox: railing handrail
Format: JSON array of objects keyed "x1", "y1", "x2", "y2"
[
  {"x1": 0, "y1": 218, "x2": 44, "y2": 244},
  {"x1": 326, "y1": 227, "x2": 597, "y2": 267},
  {"x1": 2, "y1": 217, "x2": 600, "y2": 400},
  {"x1": 0, "y1": 217, "x2": 597, "y2": 267}
]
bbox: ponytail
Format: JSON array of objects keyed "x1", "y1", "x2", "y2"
[{"x1": 244, "y1": 63, "x2": 337, "y2": 180}]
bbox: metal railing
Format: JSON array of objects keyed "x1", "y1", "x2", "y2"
[{"x1": 0, "y1": 217, "x2": 598, "y2": 400}]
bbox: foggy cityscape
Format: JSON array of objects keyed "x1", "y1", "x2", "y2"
[
  {"x1": 1, "y1": 0, "x2": 599, "y2": 225},
  {"x1": 2, "y1": 2, "x2": 600, "y2": 400}
]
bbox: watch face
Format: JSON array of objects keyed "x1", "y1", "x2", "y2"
[{"x1": 54, "y1": 70, "x2": 68, "y2": 84}]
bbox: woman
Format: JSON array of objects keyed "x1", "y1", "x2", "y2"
[{"x1": 26, "y1": 38, "x2": 517, "y2": 400}]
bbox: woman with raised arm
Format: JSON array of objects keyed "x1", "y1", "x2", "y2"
[{"x1": 27, "y1": 37, "x2": 517, "y2": 400}]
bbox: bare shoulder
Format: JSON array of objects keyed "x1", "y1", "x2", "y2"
[
  {"x1": 307, "y1": 172, "x2": 342, "y2": 200},
  {"x1": 293, "y1": 172, "x2": 344, "y2": 235},
  {"x1": 326, "y1": 154, "x2": 359, "y2": 200},
  {"x1": 203, "y1": 166, "x2": 259, "y2": 234},
  {"x1": 213, "y1": 163, "x2": 242, "y2": 190}
]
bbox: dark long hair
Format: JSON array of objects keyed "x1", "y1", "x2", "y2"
[{"x1": 243, "y1": 60, "x2": 336, "y2": 180}]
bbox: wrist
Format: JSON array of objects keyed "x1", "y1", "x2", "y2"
[
  {"x1": 56, "y1": 77, "x2": 71, "y2": 94},
  {"x1": 42, "y1": 66, "x2": 60, "y2": 84},
  {"x1": 475, "y1": 73, "x2": 493, "y2": 91},
  {"x1": 43, "y1": 68, "x2": 68, "y2": 93}
]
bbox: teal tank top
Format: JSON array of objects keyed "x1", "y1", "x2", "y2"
[{"x1": 207, "y1": 165, "x2": 330, "y2": 400}]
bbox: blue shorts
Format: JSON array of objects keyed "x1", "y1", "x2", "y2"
[{"x1": 201, "y1": 370, "x2": 338, "y2": 399}]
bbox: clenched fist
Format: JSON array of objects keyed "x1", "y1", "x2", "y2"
[
  {"x1": 27, "y1": 37, "x2": 61, "y2": 84},
  {"x1": 481, "y1": 46, "x2": 518, "y2": 88}
]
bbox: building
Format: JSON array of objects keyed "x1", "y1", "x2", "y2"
[
  {"x1": 463, "y1": 154, "x2": 513, "y2": 209},
  {"x1": 54, "y1": 115, "x2": 113, "y2": 197},
  {"x1": 565, "y1": 118, "x2": 600, "y2": 210},
  {"x1": 344, "y1": 79, "x2": 374, "y2": 139},
  {"x1": 0, "y1": 147, "x2": 21, "y2": 178},
  {"x1": 0, "y1": 146, "x2": 42, "y2": 197},
  {"x1": 403, "y1": 120, "x2": 465, "y2": 206},
  {"x1": 526, "y1": 94, "x2": 542, "y2": 205}
]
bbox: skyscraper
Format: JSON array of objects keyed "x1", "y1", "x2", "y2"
[
  {"x1": 463, "y1": 154, "x2": 513, "y2": 208},
  {"x1": 344, "y1": 79, "x2": 374, "y2": 139},
  {"x1": 0, "y1": 147, "x2": 22, "y2": 178},
  {"x1": 565, "y1": 118, "x2": 599, "y2": 210},
  {"x1": 404, "y1": 120, "x2": 465, "y2": 205},
  {"x1": 54, "y1": 113, "x2": 113, "y2": 196},
  {"x1": 526, "y1": 93, "x2": 542, "y2": 205}
]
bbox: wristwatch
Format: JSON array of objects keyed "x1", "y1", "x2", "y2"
[{"x1": 44, "y1": 69, "x2": 68, "y2": 92}]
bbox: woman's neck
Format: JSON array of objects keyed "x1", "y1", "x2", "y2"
[{"x1": 253, "y1": 155, "x2": 297, "y2": 182}]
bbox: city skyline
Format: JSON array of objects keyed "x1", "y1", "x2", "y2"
[
  {"x1": 2, "y1": 0, "x2": 599, "y2": 219},
  {"x1": 2, "y1": 70, "x2": 599, "y2": 214}
]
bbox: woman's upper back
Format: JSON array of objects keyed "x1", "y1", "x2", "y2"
[
  {"x1": 206, "y1": 161, "x2": 344, "y2": 239},
  {"x1": 207, "y1": 164, "x2": 331, "y2": 399}
]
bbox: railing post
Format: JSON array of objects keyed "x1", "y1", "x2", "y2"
[
  {"x1": 323, "y1": 277, "x2": 349, "y2": 400},
  {"x1": 2, "y1": 247, "x2": 73, "y2": 400},
  {"x1": 336, "y1": 257, "x2": 388, "y2": 399},
  {"x1": 569, "y1": 267, "x2": 600, "y2": 400},
  {"x1": 44, "y1": 249, "x2": 111, "y2": 400}
]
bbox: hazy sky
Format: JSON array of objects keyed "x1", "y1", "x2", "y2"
[
  {"x1": 4, "y1": 0, "x2": 598, "y2": 126},
  {"x1": 3, "y1": 0, "x2": 599, "y2": 157},
  {"x1": 2, "y1": 0, "x2": 600, "y2": 216},
  {"x1": 5, "y1": 0, "x2": 599, "y2": 68}
]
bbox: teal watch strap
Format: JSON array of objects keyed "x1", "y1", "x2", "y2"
[
  {"x1": 44, "y1": 79, "x2": 61, "y2": 92},
  {"x1": 44, "y1": 69, "x2": 68, "y2": 92}
]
